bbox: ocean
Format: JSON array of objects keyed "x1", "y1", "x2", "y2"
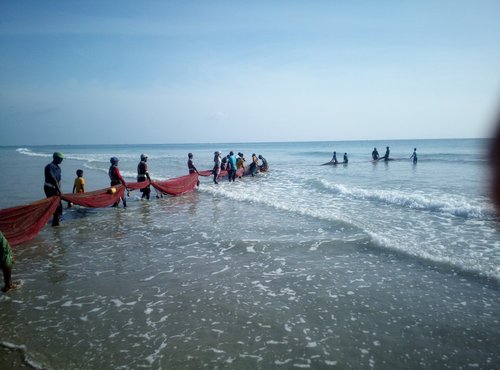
[{"x1": 0, "y1": 139, "x2": 499, "y2": 369}]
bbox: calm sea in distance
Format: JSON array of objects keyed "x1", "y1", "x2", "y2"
[{"x1": 0, "y1": 138, "x2": 499, "y2": 369}]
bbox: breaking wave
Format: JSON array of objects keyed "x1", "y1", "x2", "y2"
[{"x1": 319, "y1": 180, "x2": 491, "y2": 219}]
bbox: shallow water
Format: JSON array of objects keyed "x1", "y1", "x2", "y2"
[{"x1": 1, "y1": 139, "x2": 499, "y2": 369}]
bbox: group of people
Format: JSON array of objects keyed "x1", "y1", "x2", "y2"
[
  {"x1": 330, "y1": 151, "x2": 349, "y2": 164},
  {"x1": 327, "y1": 147, "x2": 418, "y2": 165},
  {"x1": 372, "y1": 146, "x2": 418, "y2": 163},
  {"x1": 3, "y1": 149, "x2": 270, "y2": 292},
  {"x1": 213, "y1": 151, "x2": 268, "y2": 184},
  {"x1": 42, "y1": 151, "x2": 269, "y2": 226},
  {"x1": 371, "y1": 146, "x2": 392, "y2": 161}
]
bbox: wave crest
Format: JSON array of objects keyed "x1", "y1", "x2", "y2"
[
  {"x1": 16, "y1": 148, "x2": 51, "y2": 158},
  {"x1": 319, "y1": 180, "x2": 490, "y2": 219}
]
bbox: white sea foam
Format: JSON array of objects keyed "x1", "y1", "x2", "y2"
[
  {"x1": 211, "y1": 265, "x2": 230, "y2": 275},
  {"x1": 111, "y1": 299, "x2": 124, "y2": 307},
  {"x1": 1, "y1": 341, "x2": 27, "y2": 350},
  {"x1": 320, "y1": 180, "x2": 490, "y2": 219},
  {"x1": 16, "y1": 147, "x2": 51, "y2": 158}
]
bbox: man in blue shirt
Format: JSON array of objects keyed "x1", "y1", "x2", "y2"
[
  {"x1": 44, "y1": 152, "x2": 64, "y2": 226},
  {"x1": 228, "y1": 151, "x2": 237, "y2": 182}
]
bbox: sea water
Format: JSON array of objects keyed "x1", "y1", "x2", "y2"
[{"x1": 0, "y1": 139, "x2": 499, "y2": 369}]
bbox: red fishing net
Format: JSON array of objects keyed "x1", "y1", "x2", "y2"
[
  {"x1": 62, "y1": 185, "x2": 126, "y2": 208},
  {"x1": 0, "y1": 196, "x2": 61, "y2": 246},
  {"x1": 126, "y1": 181, "x2": 151, "y2": 191},
  {"x1": 198, "y1": 170, "x2": 213, "y2": 177},
  {"x1": 151, "y1": 173, "x2": 199, "y2": 196}
]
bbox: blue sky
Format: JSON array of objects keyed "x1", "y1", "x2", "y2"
[{"x1": 0, "y1": 0, "x2": 499, "y2": 145}]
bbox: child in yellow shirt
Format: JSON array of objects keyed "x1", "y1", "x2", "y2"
[{"x1": 73, "y1": 169, "x2": 85, "y2": 193}]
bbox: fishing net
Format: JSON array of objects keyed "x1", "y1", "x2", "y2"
[
  {"x1": 0, "y1": 196, "x2": 61, "y2": 246},
  {"x1": 151, "y1": 173, "x2": 199, "y2": 196},
  {"x1": 62, "y1": 185, "x2": 126, "y2": 208},
  {"x1": 126, "y1": 181, "x2": 151, "y2": 191}
]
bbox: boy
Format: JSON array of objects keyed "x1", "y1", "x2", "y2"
[{"x1": 73, "y1": 169, "x2": 85, "y2": 193}]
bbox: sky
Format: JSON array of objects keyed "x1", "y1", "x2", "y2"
[{"x1": 0, "y1": 0, "x2": 499, "y2": 145}]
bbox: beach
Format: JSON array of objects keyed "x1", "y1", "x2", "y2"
[{"x1": 0, "y1": 139, "x2": 499, "y2": 369}]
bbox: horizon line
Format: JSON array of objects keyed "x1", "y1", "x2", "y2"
[{"x1": 0, "y1": 137, "x2": 489, "y2": 148}]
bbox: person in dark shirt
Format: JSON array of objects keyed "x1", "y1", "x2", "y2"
[
  {"x1": 221, "y1": 155, "x2": 228, "y2": 171},
  {"x1": 187, "y1": 153, "x2": 200, "y2": 175},
  {"x1": 383, "y1": 146, "x2": 390, "y2": 161},
  {"x1": 372, "y1": 148, "x2": 379, "y2": 160},
  {"x1": 109, "y1": 157, "x2": 127, "y2": 207},
  {"x1": 137, "y1": 154, "x2": 151, "y2": 200},
  {"x1": 343, "y1": 153, "x2": 348, "y2": 164},
  {"x1": 213, "y1": 151, "x2": 222, "y2": 184},
  {"x1": 258, "y1": 155, "x2": 268, "y2": 172},
  {"x1": 410, "y1": 148, "x2": 418, "y2": 164},
  {"x1": 44, "y1": 152, "x2": 64, "y2": 226},
  {"x1": 188, "y1": 153, "x2": 201, "y2": 186},
  {"x1": 331, "y1": 151, "x2": 338, "y2": 164}
]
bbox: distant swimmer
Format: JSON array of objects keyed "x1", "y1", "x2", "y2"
[
  {"x1": 343, "y1": 153, "x2": 348, "y2": 164},
  {"x1": 372, "y1": 148, "x2": 379, "y2": 160},
  {"x1": 410, "y1": 148, "x2": 418, "y2": 164},
  {"x1": 383, "y1": 146, "x2": 390, "y2": 161},
  {"x1": 331, "y1": 151, "x2": 338, "y2": 164}
]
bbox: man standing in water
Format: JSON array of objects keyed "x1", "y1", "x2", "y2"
[
  {"x1": 109, "y1": 157, "x2": 127, "y2": 207},
  {"x1": 44, "y1": 152, "x2": 64, "y2": 226},
  {"x1": 258, "y1": 155, "x2": 268, "y2": 172},
  {"x1": 137, "y1": 154, "x2": 151, "y2": 200},
  {"x1": 187, "y1": 153, "x2": 200, "y2": 175},
  {"x1": 188, "y1": 153, "x2": 200, "y2": 186},
  {"x1": 213, "y1": 151, "x2": 221, "y2": 184},
  {"x1": 228, "y1": 151, "x2": 237, "y2": 182},
  {"x1": 331, "y1": 151, "x2": 338, "y2": 164},
  {"x1": 383, "y1": 146, "x2": 390, "y2": 161},
  {"x1": 372, "y1": 147, "x2": 379, "y2": 160},
  {"x1": 410, "y1": 148, "x2": 418, "y2": 164}
]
